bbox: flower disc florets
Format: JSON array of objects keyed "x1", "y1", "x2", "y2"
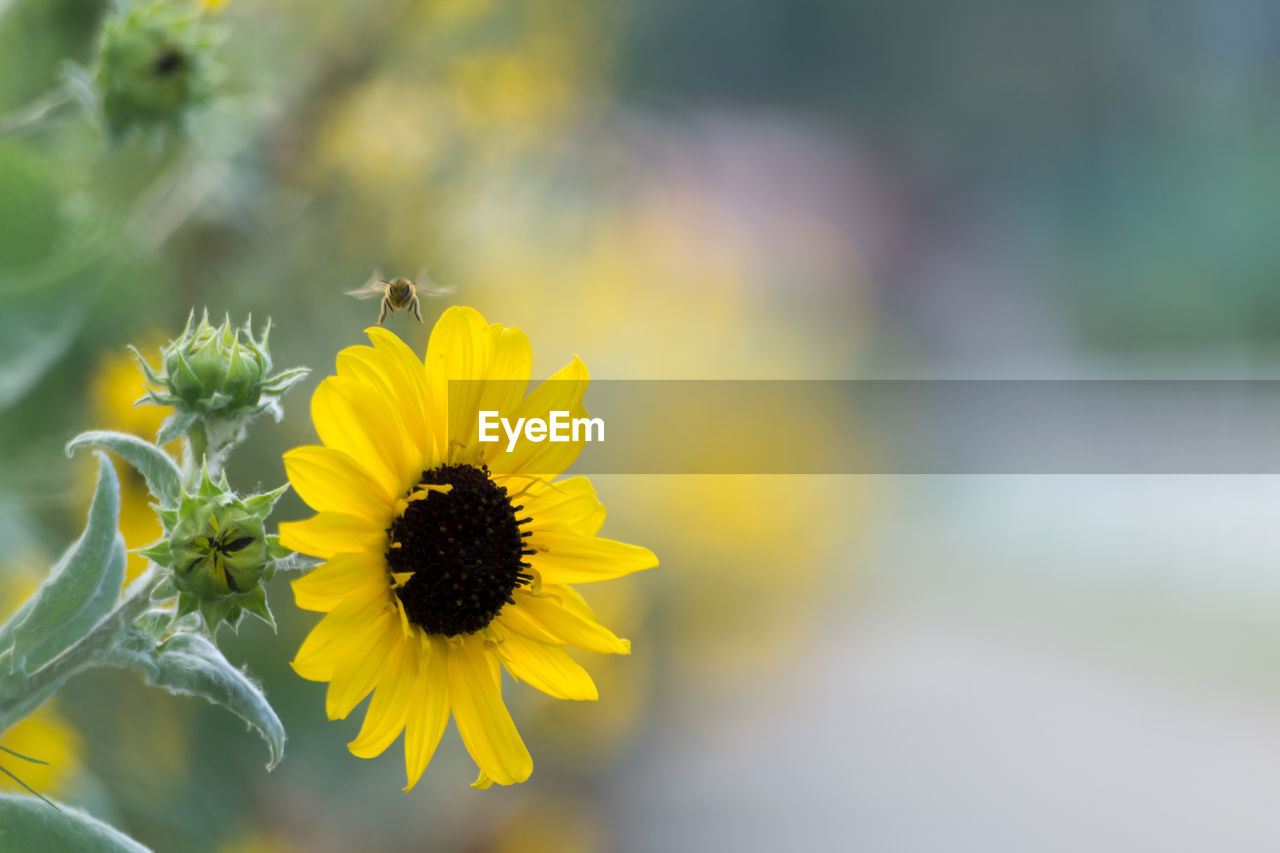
[{"x1": 387, "y1": 464, "x2": 535, "y2": 637}]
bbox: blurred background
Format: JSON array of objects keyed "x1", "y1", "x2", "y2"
[{"x1": 3, "y1": 0, "x2": 1280, "y2": 850}]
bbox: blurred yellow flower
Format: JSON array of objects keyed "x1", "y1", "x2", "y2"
[
  {"x1": 280, "y1": 307, "x2": 656, "y2": 790},
  {"x1": 216, "y1": 829, "x2": 294, "y2": 853},
  {"x1": 90, "y1": 343, "x2": 170, "y2": 438},
  {"x1": 89, "y1": 342, "x2": 177, "y2": 582},
  {"x1": 487, "y1": 791, "x2": 605, "y2": 853},
  {"x1": 309, "y1": 0, "x2": 605, "y2": 209},
  {"x1": 0, "y1": 706, "x2": 82, "y2": 798}
]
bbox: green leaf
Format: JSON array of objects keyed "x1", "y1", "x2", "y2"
[
  {"x1": 239, "y1": 586, "x2": 276, "y2": 631},
  {"x1": 125, "y1": 344, "x2": 164, "y2": 385},
  {"x1": 67, "y1": 430, "x2": 181, "y2": 508},
  {"x1": 261, "y1": 366, "x2": 310, "y2": 393},
  {"x1": 0, "y1": 453, "x2": 122, "y2": 675},
  {"x1": 23, "y1": 534, "x2": 126, "y2": 673},
  {"x1": 132, "y1": 609, "x2": 174, "y2": 635},
  {"x1": 156, "y1": 411, "x2": 198, "y2": 445},
  {"x1": 134, "y1": 539, "x2": 171, "y2": 566},
  {"x1": 0, "y1": 793, "x2": 151, "y2": 852},
  {"x1": 270, "y1": 550, "x2": 322, "y2": 574},
  {"x1": 114, "y1": 632, "x2": 285, "y2": 770},
  {"x1": 150, "y1": 577, "x2": 177, "y2": 600},
  {"x1": 242, "y1": 483, "x2": 289, "y2": 519}
]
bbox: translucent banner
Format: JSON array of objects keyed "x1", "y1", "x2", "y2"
[{"x1": 448, "y1": 380, "x2": 1280, "y2": 474}]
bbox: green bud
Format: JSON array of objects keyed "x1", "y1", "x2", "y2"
[
  {"x1": 164, "y1": 312, "x2": 262, "y2": 411},
  {"x1": 91, "y1": 0, "x2": 220, "y2": 142},
  {"x1": 134, "y1": 310, "x2": 308, "y2": 423},
  {"x1": 147, "y1": 465, "x2": 288, "y2": 633},
  {"x1": 171, "y1": 499, "x2": 268, "y2": 599}
]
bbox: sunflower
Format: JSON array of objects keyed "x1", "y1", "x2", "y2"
[{"x1": 279, "y1": 306, "x2": 656, "y2": 789}]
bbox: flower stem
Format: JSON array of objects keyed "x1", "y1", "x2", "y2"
[
  {"x1": 185, "y1": 420, "x2": 210, "y2": 480},
  {"x1": 0, "y1": 568, "x2": 162, "y2": 735},
  {"x1": 0, "y1": 87, "x2": 72, "y2": 136}
]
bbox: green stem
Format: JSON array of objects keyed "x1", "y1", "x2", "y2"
[
  {"x1": 0, "y1": 568, "x2": 162, "y2": 734},
  {"x1": 0, "y1": 87, "x2": 72, "y2": 136},
  {"x1": 185, "y1": 417, "x2": 244, "y2": 483},
  {"x1": 185, "y1": 420, "x2": 210, "y2": 482}
]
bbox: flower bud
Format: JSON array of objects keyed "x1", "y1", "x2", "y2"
[
  {"x1": 135, "y1": 310, "x2": 308, "y2": 424},
  {"x1": 139, "y1": 466, "x2": 287, "y2": 633},
  {"x1": 91, "y1": 0, "x2": 220, "y2": 142}
]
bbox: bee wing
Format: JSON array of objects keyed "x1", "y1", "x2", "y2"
[
  {"x1": 344, "y1": 270, "x2": 387, "y2": 299},
  {"x1": 344, "y1": 283, "x2": 386, "y2": 299},
  {"x1": 413, "y1": 267, "x2": 457, "y2": 298}
]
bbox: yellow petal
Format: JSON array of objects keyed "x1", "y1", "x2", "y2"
[
  {"x1": 493, "y1": 626, "x2": 598, "y2": 701},
  {"x1": 470, "y1": 770, "x2": 494, "y2": 790},
  {"x1": 489, "y1": 356, "x2": 590, "y2": 478},
  {"x1": 284, "y1": 445, "x2": 393, "y2": 522},
  {"x1": 326, "y1": 608, "x2": 399, "y2": 720},
  {"x1": 472, "y1": 326, "x2": 532, "y2": 456},
  {"x1": 337, "y1": 342, "x2": 442, "y2": 470},
  {"x1": 291, "y1": 551, "x2": 386, "y2": 612},
  {"x1": 527, "y1": 530, "x2": 658, "y2": 585},
  {"x1": 519, "y1": 476, "x2": 606, "y2": 536},
  {"x1": 403, "y1": 634, "x2": 450, "y2": 791},
  {"x1": 277, "y1": 512, "x2": 387, "y2": 560},
  {"x1": 292, "y1": 583, "x2": 391, "y2": 681},
  {"x1": 312, "y1": 376, "x2": 415, "y2": 495},
  {"x1": 484, "y1": 326, "x2": 533, "y2": 386},
  {"x1": 348, "y1": 630, "x2": 416, "y2": 759},
  {"x1": 366, "y1": 327, "x2": 444, "y2": 466},
  {"x1": 541, "y1": 583, "x2": 603, "y2": 622},
  {"x1": 503, "y1": 588, "x2": 630, "y2": 655},
  {"x1": 278, "y1": 512, "x2": 386, "y2": 560},
  {"x1": 446, "y1": 634, "x2": 532, "y2": 786},
  {"x1": 426, "y1": 306, "x2": 493, "y2": 453}
]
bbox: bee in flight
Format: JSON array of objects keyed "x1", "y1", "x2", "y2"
[{"x1": 345, "y1": 269, "x2": 454, "y2": 325}]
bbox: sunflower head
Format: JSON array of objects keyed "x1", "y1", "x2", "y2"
[
  {"x1": 91, "y1": 0, "x2": 220, "y2": 142},
  {"x1": 280, "y1": 306, "x2": 657, "y2": 791},
  {"x1": 141, "y1": 465, "x2": 286, "y2": 633}
]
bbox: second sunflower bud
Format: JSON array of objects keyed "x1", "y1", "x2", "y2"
[{"x1": 140, "y1": 467, "x2": 287, "y2": 633}]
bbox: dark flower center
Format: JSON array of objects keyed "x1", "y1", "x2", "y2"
[
  {"x1": 153, "y1": 48, "x2": 188, "y2": 77},
  {"x1": 387, "y1": 464, "x2": 533, "y2": 637}
]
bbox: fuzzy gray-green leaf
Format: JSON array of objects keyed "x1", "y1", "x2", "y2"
[
  {"x1": 0, "y1": 453, "x2": 121, "y2": 675},
  {"x1": 156, "y1": 410, "x2": 198, "y2": 445},
  {"x1": 242, "y1": 483, "x2": 288, "y2": 519},
  {"x1": 0, "y1": 792, "x2": 151, "y2": 852},
  {"x1": 23, "y1": 533, "x2": 126, "y2": 673},
  {"x1": 116, "y1": 632, "x2": 285, "y2": 769},
  {"x1": 67, "y1": 430, "x2": 181, "y2": 507},
  {"x1": 270, "y1": 550, "x2": 322, "y2": 574}
]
